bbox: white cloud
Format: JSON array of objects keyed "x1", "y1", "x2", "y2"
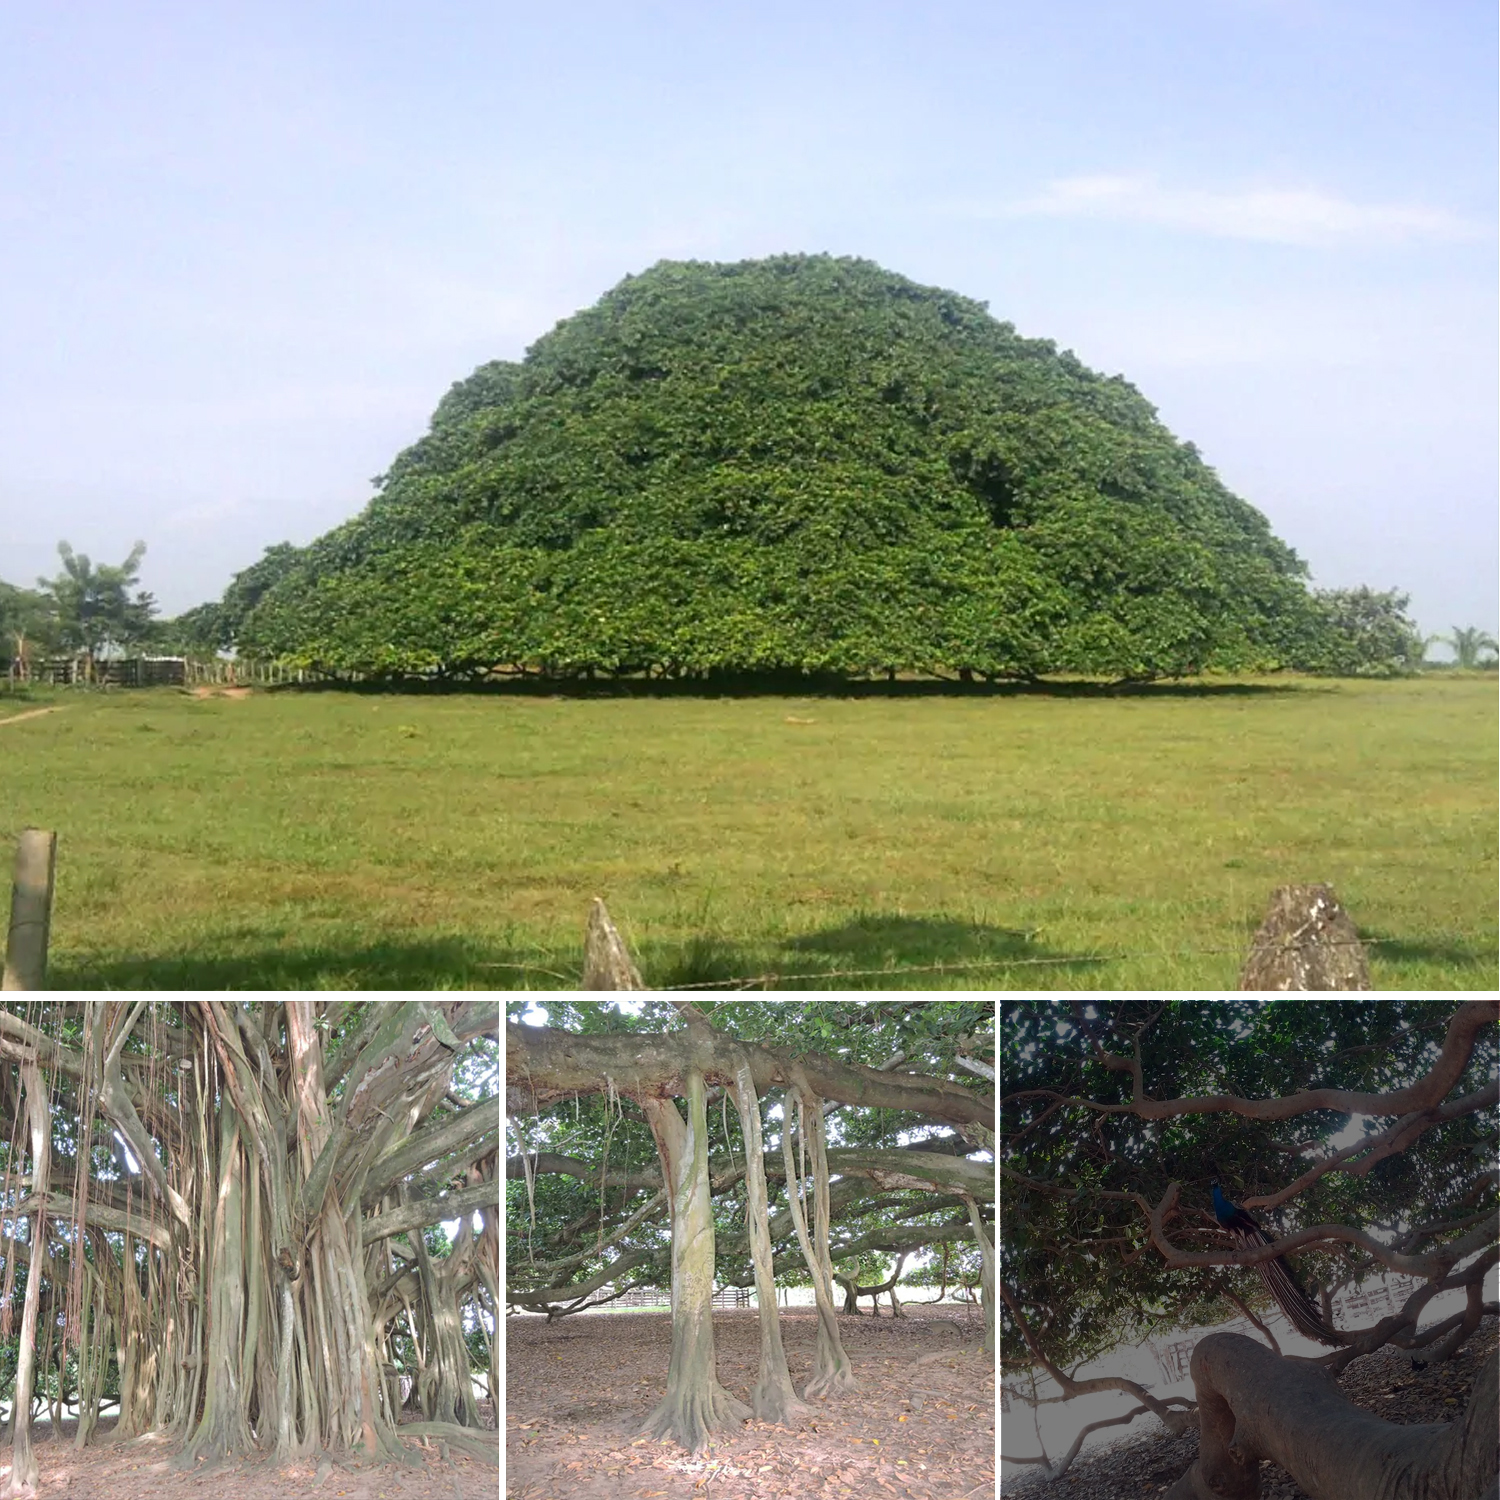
[{"x1": 994, "y1": 175, "x2": 1479, "y2": 247}]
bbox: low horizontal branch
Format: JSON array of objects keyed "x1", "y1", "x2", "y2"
[
  {"x1": 364, "y1": 1097, "x2": 500, "y2": 1207},
  {"x1": 12, "y1": 1191, "x2": 175, "y2": 1253},
  {"x1": 361, "y1": 1180, "x2": 498, "y2": 1242},
  {"x1": 508, "y1": 1023, "x2": 994, "y2": 1131}
]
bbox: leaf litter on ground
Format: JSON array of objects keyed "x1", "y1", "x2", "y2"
[{"x1": 507, "y1": 1302, "x2": 996, "y2": 1500}]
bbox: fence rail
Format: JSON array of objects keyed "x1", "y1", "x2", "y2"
[{"x1": 6, "y1": 656, "x2": 310, "y2": 688}]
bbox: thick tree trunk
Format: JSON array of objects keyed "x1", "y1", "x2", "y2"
[
  {"x1": 411, "y1": 1205, "x2": 480, "y2": 1427},
  {"x1": 779, "y1": 1088, "x2": 856, "y2": 1400},
  {"x1": 5, "y1": 1058, "x2": 50, "y2": 1499},
  {"x1": 1166, "y1": 1332, "x2": 1498, "y2": 1500},
  {"x1": 639, "y1": 1070, "x2": 750, "y2": 1453},
  {"x1": 186, "y1": 1094, "x2": 252, "y2": 1462},
  {"x1": 286, "y1": 1001, "x2": 399, "y2": 1461},
  {"x1": 730, "y1": 1056, "x2": 808, "y2": 1427}
]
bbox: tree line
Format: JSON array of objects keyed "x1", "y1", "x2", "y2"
[{"x1": 5, "y1": 253, "x2": 1493, "y2": 686}]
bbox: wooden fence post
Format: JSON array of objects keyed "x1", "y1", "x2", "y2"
[
  {"x1": 3, "y1": 829, "x2": 57, "y2": 991},
  {"x1": 581, "y1": 898, "x2": 644, "y2": 989}
]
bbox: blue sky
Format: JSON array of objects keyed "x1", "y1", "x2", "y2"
[{"x1": 2, "y1": 1, "x2": 1494, "y2": 643}]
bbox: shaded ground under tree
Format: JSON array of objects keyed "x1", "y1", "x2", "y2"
[
  {"x1": 507, "y1": 1302, "x2": 994, "y2": 1500},
  {"x1": 0, "y1": 1407, "x2": 495, "y2": 1500}
]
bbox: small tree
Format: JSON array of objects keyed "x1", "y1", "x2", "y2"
[
  {"x1": 37, "y1": 542, "x2": 157, "y2": 672},
  {"x1": 1298, "y1": 586, "x2": 1425, "y2": 676},
  {"x1": 0, "y1": 584, "x2": 60, "y2": 679}
]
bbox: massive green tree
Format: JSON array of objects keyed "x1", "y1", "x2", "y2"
[
  {"x1": 232, "y1": 255, "x2": 1333, "y2": 683},
  {"x1": 506, "y1": 1000, "x2": 995, "y2": 1454},
  {"x1": 1000, "y1": 1000, "x2": 1498, "y2": 1494},
  {"x1": 0, "y1": 1002, "x2": 498, "y2": 1494}
]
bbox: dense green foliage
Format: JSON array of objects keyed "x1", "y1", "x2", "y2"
[
  {"x1": 1301, "y1": 587, "x2": 1427, "y2": 678},
  {"x1": 155, "y1": 542, "x2": 304, "y2": 656},
  {"x1": 1000, "y1": 1001, "x2": 1498, "y2": 1372},
  {"x1": 235, "y1": 255, "x2": 1332, "y2": 682}
]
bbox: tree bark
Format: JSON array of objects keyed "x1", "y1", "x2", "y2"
[
  {"x1": 730, "y1": 1055, "x2": 808, "y2": 1427},
  {"x1": 185, "y1": 1092, "x2": 251, "y2": 1462},
  {"x1": 1166, "y1": 1332, "x2": 1498, "y2": 1500},
  {"x1": 285, "y1": 1001, "x2": 397, "y2": 1461},
  {"x1": 834, "y1": 1251, "x2": 909, "y2": 1318},
  {"x1": 4, "y1": 1058, "x2": 50, "y2": 1498},
  {"x1": 409, "y1": 1175, "x2": 482, "y2": 1427},
  {"x1": 639, "y1": 1070, "x2": 750, "y2": 1452}
]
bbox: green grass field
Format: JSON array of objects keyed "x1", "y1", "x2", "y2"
[{"x1": 1, "y1": 675, "x2": 1493, "y2": 989}]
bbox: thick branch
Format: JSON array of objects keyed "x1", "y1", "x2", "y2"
[
  {"x1": 1145, "y1": 1181, "x2": 1499, "y2": 1281},
  {"x1": 1004, "y1": 1000, "x2": 1497, "y2": 1123},
  {"x1": 361, "y1": 1179, "x2": 499, "y2": 1243},
  {"x1": 507, "y1": 1023, "x2": 993, "y2": 1131},
  {"x1": 365, "y1": 1097, "x2": 500, "y2": 1205}
]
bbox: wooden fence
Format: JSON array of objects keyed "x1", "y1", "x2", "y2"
[{"x1": 9, "y1": 656, "x2": 308, "y2": 688}]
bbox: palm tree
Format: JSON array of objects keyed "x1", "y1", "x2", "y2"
[
  {"x1": 36, "y1": 540, "x2": 156, "y2": 678},
  {"x1": 1442, "y1": 626, "x2": 1499, "y2": 669}
]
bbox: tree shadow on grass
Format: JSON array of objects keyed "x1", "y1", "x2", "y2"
[
  {"x1": 52, "y1": 912, "x2": 1106, "y2": 990},
  {"x1": 47, "y1": 936, "x2": 578, "y2": 991},
  {"x1": 1362, "y1": 932, "x2": 1499, "y2": 976},
  {"x1": 646, "y1": 911, "x2": 1105, "y2": 990},
  {"x1": 281, "y1": 672, "x2": 1316, "y2": 702}
]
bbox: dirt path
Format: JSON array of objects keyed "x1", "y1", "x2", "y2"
[
  {"x1": 507, "y1": 1303, "x2": 996, "y2": 1500},
  {"x1": 0, "y1": 706, "x2": 64, "y2": 727},
  {"x1": 0, "y1": 1410, "x2": 497, "y2": 1500}
]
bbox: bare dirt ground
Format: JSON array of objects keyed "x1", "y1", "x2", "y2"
[
  {"x1": 0, "y1": 1405, "x2": 498, "y2": 1500},
  {"x1": 507, "y1": 1303, "x2": 996, "y2": 1500},
  {"x1": 0, "y1": 706, "x2": 64, "y2": 726}
]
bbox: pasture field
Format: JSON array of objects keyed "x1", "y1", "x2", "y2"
[{"x1": 0, "y1": 675, "x2": 1493, "y2": 989}]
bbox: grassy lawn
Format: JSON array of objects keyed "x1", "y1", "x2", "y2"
[{"x1": 1, "y1": 675, "x2": 1493, "y2": 989}]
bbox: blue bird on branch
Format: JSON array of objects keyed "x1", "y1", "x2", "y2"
[{"x1": 1210, "y1": 1178, "x2": 1341, "y2": 1346}]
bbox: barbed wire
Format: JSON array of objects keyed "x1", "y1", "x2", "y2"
[
  {"x1": 0, "y1": 814, "x2": 1480, "y2": 990},
  {"x1": 657, "y1": 935, "x2": 1416, "y2": 991}
]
